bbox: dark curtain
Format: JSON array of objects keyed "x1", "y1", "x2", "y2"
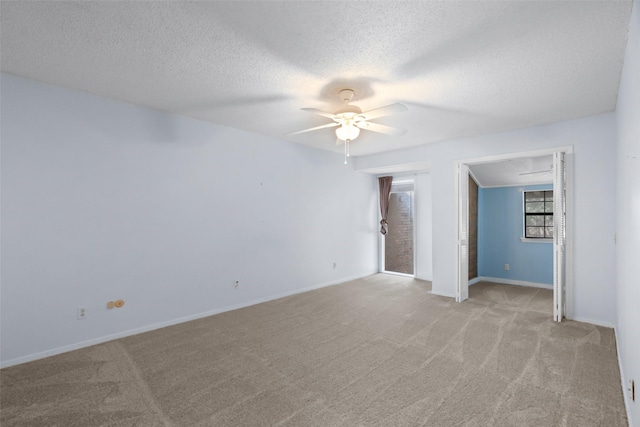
[{"x1": 378, "y1": 176, "x2": 393, "y2": 235}]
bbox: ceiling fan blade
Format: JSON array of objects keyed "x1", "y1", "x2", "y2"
[
  {"x1": 357, "y1": 121, "x2": 406, "y2": 136},
  {"x1": 360, "y1": 103, "x2": 408, "y2": 120},
  {"x1": 288, "y1": 122, "x2": 339, "y2": 136},
  {"x1": 301, "y1": 108, "x2": 338, "y2": 120}
]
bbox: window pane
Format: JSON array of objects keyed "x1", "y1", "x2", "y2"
[
  {"x1": 525, "y1": 191, "x2": 545, "y2": 202},
  {"x1": 524, "y1": 191, "x2": 554, "y2": 239},
  {"x1": 545, "y1": 227, "x2": 554, "y2": 238},
  {"x1": 545, "y1": 201, "x2": 553, "y2": 212},
  {"x1": 526, "y1": 202, "x2": 544, "y2": 213},
  {"x1": 526, "y1": 227, "x2": 544, "y2": 237},
  {"x1": 526, "y1": 215, "x2": 544, "y2": 226}
]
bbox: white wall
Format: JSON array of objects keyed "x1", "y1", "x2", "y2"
[
  {"x1": 414, "y1": 173, "x2": 433, "y2": 281},
  {"x1": 616, "y1": 1, "x2": 640, "y2": 425},
  {"x1": 0, "y1": 74, "x2": 378, "y2": 367},
  {"x1": 355, "y1": 113, "x2": 617, "y2": 323}
]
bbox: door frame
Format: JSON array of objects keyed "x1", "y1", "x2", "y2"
[
  {"x1": 380, "y1": 176, "x2": 416, "y2": 277},
  {"x1": 455, "y1": 146, "x2": 574, "y2": 320}
]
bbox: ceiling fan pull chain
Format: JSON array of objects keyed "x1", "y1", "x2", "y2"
[
  {"x1": 344, "y1": 138, "x2": 348, "y2": 164},
  {"x1": 347, "y1": 139, "x2": 350, "y2": 157}
]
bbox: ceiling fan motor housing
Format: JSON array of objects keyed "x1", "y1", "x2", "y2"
[
  {"x1": 291, "y1": 88, "x2": 407, "y2": 141},
  {"x1": 334, "y1": 105, "x2": 363, "y2": 116},
  {"x1": 338, "y1": 89, "x2": 355, "y2": 103}
]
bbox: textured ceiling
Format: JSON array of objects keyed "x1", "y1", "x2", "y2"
[
  {"x1": 469, "y1": 155, "x2": 554, "y2": 187},
  {"x1": 0, "y1": 1, "x2": 633, "y2": 157}
]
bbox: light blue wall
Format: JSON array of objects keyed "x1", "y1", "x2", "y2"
[{"x1": 478, "y1": 184, "x2": 553, "y2": 285}]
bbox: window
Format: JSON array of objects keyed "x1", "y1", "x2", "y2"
[{"x1": 524, "y1": 190, "x2": 553, "y2": 238}]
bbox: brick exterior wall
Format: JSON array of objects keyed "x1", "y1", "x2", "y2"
[
  {"x1": 468, "y1": 176, "x2": 479, "y2": 280},
  {"x1": 385, "y1": 192, "x2": 414, "y2": 274}
]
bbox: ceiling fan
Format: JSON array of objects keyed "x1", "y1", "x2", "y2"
[{"x1": 289, "y1": 89, "x2": 408, "y2": 163}]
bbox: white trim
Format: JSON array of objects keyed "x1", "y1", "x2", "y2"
[
  {"x1": 552, "y1": 152, "x2": 566, "y2": 322},
  {"x1": 615, "y1": 327, "x2": 634, "y2": 427},
  {"x1": 520, "y1": 237, "x2": 552, "y2": 243},
  {"x1": 472, "y1": 276, "x2": 552, "y2": 289},
  {"x1": 479, "y1": 181, "x2": 553, "y2": 189},
  {"x1": 0, "y1": 272, "x2": 375, "y2": 369},
  {"x1": 456, "y1": 162, "x2": 470, "y2": 302},
  {"x1": 382, "y1": 271, "x2": 414, "y2": 278},
  {"x1": 467, "y1": 168, "x2": 481, "y2": 188},
  {"x1": 468, "y1": 276, "x2": 482, "y2": 285},
  {"x1": 357, "y1": 162, "x2": 431, "y2": 175},
  {"x1": 378, "y1": 178, "x2": 385, "y2": 272},
  {"x1": 454, "y1": 163, "x2": 460, "y2": 299},
  {"x1": 458, "y1": 146, "x2": 574, "y2": 167},
  {"x1": 380, "y1": 177, "x2": 416, "y2": 277},
  {"x1": 391, "y1": 178, "x2": 414, "y2": 185},
  {"x1": 429, "y1": 289, "x2": 457, "y2": 299},
  {"x1": 563, "y1": 151, "x2": 574, "y2": 320},
  {"x1": 379, "y1": 229, "x2": 385, "y2": 273},
  {"x1": 521, "y1": 187, "x2": 554, "y2": 241},
  {"x1": 412, "y1": 178, "x2": 417, "y2": 278},
  {"x1": 570, "y1": 316, "x2": 615, "y2": 329}
]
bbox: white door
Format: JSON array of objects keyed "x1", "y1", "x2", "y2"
[
  {"x1": 553, "y1": 152, "x2": 567, "y2": 322},
  {"x1": 457, "y1": 163, "x2": 469, "y2": 302}
]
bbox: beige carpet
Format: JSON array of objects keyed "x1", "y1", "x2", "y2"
[{"x1": 1, "y1": 275, "x2": 628, "y2": 426}]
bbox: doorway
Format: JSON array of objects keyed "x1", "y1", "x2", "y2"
[
  {"x1": 456, "y1": 148, "x2": 573, "y2": 321},
  {"x1": 383, "y1": 178, "x2": 415, "y2": 276}
]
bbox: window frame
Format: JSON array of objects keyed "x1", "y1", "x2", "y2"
[
  {"x1": 522, "y1": 189, "x2": 554, "y2": 242},
  {"x1": 380, "y1": 177, "x2": 416, "y2": 277}
]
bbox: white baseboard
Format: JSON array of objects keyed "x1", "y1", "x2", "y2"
[
  {"x1": 471, "y1": 276, "x2": 552, "y2": 289},
  {"x1": 381, "y1": 271, "x2": 414, "y2": 278},
  {"x1": 429, "y1": 290, "x2": 457, "y2": 299},
  {"x1": 614, "y1": 326, "x2": 634, "y2": 427},
  {"x1": 473, "y1": 279, "x2": 617, "y2": 329},
  {"x1": 0, "y1": 272, "x2": 375, "y2": 369},
  {"x1": 434, "y1": 276, "x2": 550, "y2": 300},
  {"x1": 570, "y1": 316, "x2": 615, "y2": 329},
  {"x1": 468, "y1": 277, "x2": 482, "y2": 285}
]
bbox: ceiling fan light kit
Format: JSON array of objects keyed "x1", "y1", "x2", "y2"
[
  {"x1": 290, "y1": 89, "x2": 408, "y2": 164},
  {"x1": 335, "y1": 122, "x2": 360, "y2": 141}
]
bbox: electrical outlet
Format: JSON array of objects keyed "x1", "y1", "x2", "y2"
[
  {"x1": 234, "y1": 280, "x2": 239, "y2": 288},
  {"x1": 77, "y1": 307, "x2": 87, "y2": 320},
  {"x1": 504, "y1": 264, "x2": 510, "y2": 271}
]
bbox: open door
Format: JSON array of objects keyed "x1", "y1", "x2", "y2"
[
  {"x1": 553, "y1": 152, "x2": 566, "y2": 321},
  {"x1": 457, "y1": 163, "x2": 469, "y2": 302},
  {"x1": 384, "y1": 179, "x2": 415, "y2": 275},
  {"x1": 456, "y1": 149, "x2": 572, "y2": 318}
]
